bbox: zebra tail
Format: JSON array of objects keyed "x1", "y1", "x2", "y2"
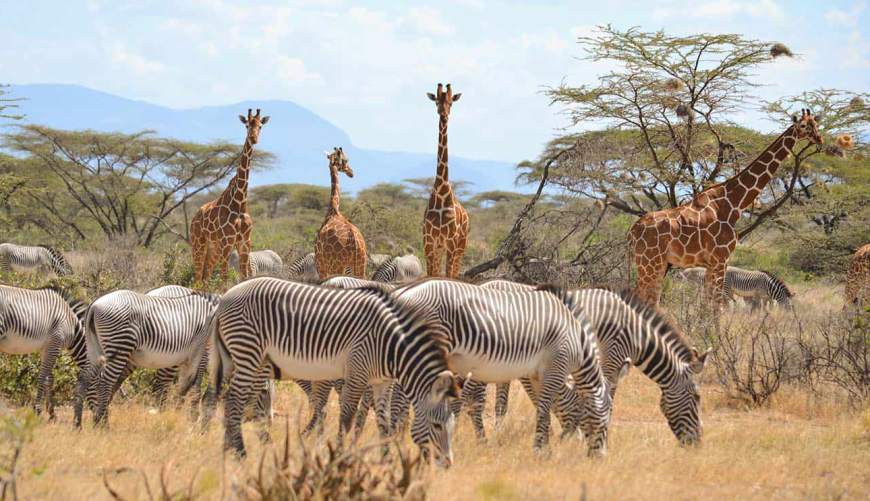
[
  {"x1": 207, "y1": 312, "x2": 232, "y2": 398},
  {"x1": 83, "y1": 306, "x2": 106, "y2": 368}
]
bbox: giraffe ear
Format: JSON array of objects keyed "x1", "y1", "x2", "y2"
[
  {"x1": 239, "y1": 115, "x2": 248, "y2": 124},
  {"x1": 452, "y1": 93, "x2": 462, "y2": 102},
  {"x1": 261, "y1": 116, "x2": 270, "y2": 125},
  {"x1": 427, "y1": 92, "x2": 437, "y2": 101}
]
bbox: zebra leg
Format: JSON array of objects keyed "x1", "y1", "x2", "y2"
[
  {"x1": 372, "y1": 382, "x2": 393, "y2": 455},
  {"x1": 571, "y1": 369, "x2": 610, "y2": 458},
  {"x1": 532, "y1": 365, "x2": 567, "y2": 452},
  {"x1": 152, "y1": 368, "x2": 178, "y2": 408},
  {"x1": 94, "y1": 354, "x2": 132, "y2": 427},
  {"x1": 223, "y1": 356, "x2": 264, "y2": 457},
  {"x1": 337, "y1": 375, "x2": 367, "y2": 448},
  {"x1": 387, "y1": 382, "x2": 411, "y2": 436},
  {"x1": 353, "y1": 386, "x2": 374, "y2": 439},
  {"x1": 302, "y1": 380, "x2": 332, "y2": 436},
  {"x1": 494, "y1": 382, "x2": 510, "y2": 428},
  {"x1": 73, "y1": 364, "x2": 97, "y2": 428},
  {"x1": 251, "y1": 376, "x2": 274, "y2": 444},
  {"x1": 461, "y1": 380, "x2": 487, "y2": 441},
  {"x1": 35, "y1": 339, "x2": 62, "y2": 420}
]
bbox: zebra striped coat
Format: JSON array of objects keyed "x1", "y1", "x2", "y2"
[
  {"x1": 82, "y1": 287, "x2": 218, "y2": 426},
  {"x1": 0, "y1": 285, "x2": 88, "y2": 421},
  {"x1": 203, "y1": 277, "x2": 459, "y2": 464},
  {"x1": 287, "y1": 253, "x2": 320, "y2": 282},
  {"x1": 228, "y1": 249, "x2": 284, "y2": 277},
  {"x1": 392, "y1": 279, "x2": 612, "y2": 456},
  {"x1": 0, "y1": 244, "x2": 72, "y2": 276},
  {"x1": 482, "y1": 281, "x2": 710, "y2": 446},
  {"x1": 372, "y1": 254, "x2": 424, "y2": 284},
  {"x1": 677, "y1": 266, "x2": 793, "y2": 310}
]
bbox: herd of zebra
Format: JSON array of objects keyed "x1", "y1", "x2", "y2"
[{"x1": 2, "y1": 241, "x2": 801, "y2": 467}]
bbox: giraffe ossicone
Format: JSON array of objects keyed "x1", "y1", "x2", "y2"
[
  {"x1": 189, "y1": 108, "x2": 269, "y2": 285},
  {"x1": 628, "y1": 109, "x2": 824, "y2": 306}
]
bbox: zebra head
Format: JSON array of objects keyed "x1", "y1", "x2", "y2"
[
  {"x1": 40, "y1": 245, "x2": 72, "y2": 276},
  {"x1": 411, "y1": 369, "x2": 460, "y2": 468},
  {"x1": 661, "y1": 346, "x2": 711, "y2": 446}
]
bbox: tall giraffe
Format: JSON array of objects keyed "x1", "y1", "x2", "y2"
[
  {"x1": 190, "y1": 108, "x2": 269, "y2": 284},
  {"x1": 423, "y1": 83, "x2": 469, "y2": 278},
  {"x1": 629, "y1": 109, "x2": 824, "y2": 305},
  {"x1": 314, "y1": 147, "x2": 367, "y2": 279}
]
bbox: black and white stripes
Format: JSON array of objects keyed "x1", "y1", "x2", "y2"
[
  {"x1": 0, "y1": 243, "x2": 72, "y2": 276},
  {"x1": 203, "y1": 277, "x2": 459, "y2": 463}
]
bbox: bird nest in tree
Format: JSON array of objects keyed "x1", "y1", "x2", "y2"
[
  {"x1": 836, "y1": 134, "x2": 855, "y2": 149},
  {"x1": 849, "y1": 96, "x2": 864, "y2": 110},
  {"x1": 770, "y1": 43, "x2": 794, "y2": 58},
  {"x1": 824, "y1": 145, "x2": 847, "y2": 158},
  {"x1": 662, "y1": 78, "x2": 683, "y2": 93},
  {"x1": 675, "y1": 104, "x2": 692, "y2": 119}
]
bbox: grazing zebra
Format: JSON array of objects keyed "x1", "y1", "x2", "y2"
[
  {"x1": 480, "y1": 280, "x2": 710, "y2": 445},
  {"x1": 286, "y1": 253, "x2": 319, "y2": 282},
  {"x1": 389, "y1": 279, "x2": 612, "y2": 456},
  {"x1": 228, "y1": 249, "x2": 284, "y2": 277},
  {"x1": 372, "y1": 254, "x2": 424, "y2": 284},
  {"x1": 677, "y1": 266, "x2": 793, "y2": 311},
  {"x1": 203, "y1": 277, "x2": 459, "y2": 464},
  {"x1": 0, "y1": 244, "x2": 72, "y2": 276},
  {"x1": 0, "y1": 285, "x2": 89, "y2": 421},
  {"x1": 82, "y1": 286, "x2": 218, "y2": 426}
]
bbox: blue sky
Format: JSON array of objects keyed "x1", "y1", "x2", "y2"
[{"x1": 3, "y1": 0, "x2": 868, "y2": 163}]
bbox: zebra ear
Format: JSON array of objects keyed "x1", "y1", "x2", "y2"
[
  {"x1": 690, "y1": 347, "x2": 713, "y2": 373},
  {"x1": 618, "y1": 358, "x2": 631, "y2": 380},
  {"x1": 431, "y1": 370, "x2": 459, "y2": 400}
]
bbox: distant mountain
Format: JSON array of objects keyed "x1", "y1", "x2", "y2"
[{"x1": 9, "y1": 84, "x2": 519, "y2": 193}]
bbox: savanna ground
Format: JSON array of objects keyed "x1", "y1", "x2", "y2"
[{"x1": 3, "y1": 280, "x2": 869, "y2": 500}]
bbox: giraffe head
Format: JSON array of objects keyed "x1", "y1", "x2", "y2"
[
  {"x1": 791, "y1": 108, "x2": 823, "y2": 145},
  {"x1": 327, "y1": 147, "x2": 353, "y2": 178},
  {"x1": 427, "y1": 83, "x2": 461, "y2": 119},
  {"x1": 238, "y1": 108, "x2": 270, "y2": 144}
]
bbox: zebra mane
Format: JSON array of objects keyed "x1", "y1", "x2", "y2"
[
  {"x1": 760, "y1": 270, "x2": 794, "y2": 298},
  {"x1": 611, "y1": 288, "x2": 695, "y2": 362}
]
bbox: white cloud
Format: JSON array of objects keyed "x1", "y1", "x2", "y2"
[
  {"x1": 272, "y1": 55, "x2": 321, "y2": 83},
  {"x1": 824, "y1": 1, "x2": 866, "y2": 27},
  {"x1": 406, "y1": 7, "x2": 455, "y2": 37},
  {"x1": 109, "y1": 44, "x2": 165, "y2": 75},
  {"x1": 653, "y1": 0, "x2": 784, "y2": 20}
]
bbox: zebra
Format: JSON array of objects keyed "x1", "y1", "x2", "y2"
[
  {"x1": 388, "y1": 279, "x2": 613, "y2": 456},
  {"x1": 81, "y1": 285, "x2": 218, "y2": 426},
  {"x1": 0, "y1": 244, "x2": 72, "y2": 276},
  {"x1": 677, "y1": 266, "x2": 793, "y2": 311},
  {"x1": 479, "y1": 280, "x2": 711, "y2": 446},
  {"x1": 372, "y1": 254, "x2": 424, "y2": 284},
  {"x1": 0, "y1": 285, "x2": 89, "y2": 421},
  {"x1": 286, "y1": 253, "x2": 321, "y2": 282},
  {"x1": 228, "y1": 249, "x2": 284, "y2": 277},
  {"x1": 202, "y1": 277, "x2": 460, "y2": 465}
]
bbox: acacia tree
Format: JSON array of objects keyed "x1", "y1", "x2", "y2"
[
  {"x1": 0, "y1": 85, "x2": 23, "y2": 122},
  {"x1": 533, "y1": 26, "x2": 785, "y2": 212},
  {"x1": 1, "y1": 126, "x2": 273, "y2": 246}
]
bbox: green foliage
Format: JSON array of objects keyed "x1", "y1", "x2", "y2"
[{"x1": 0, "y1": 353, "x2": 79, "y2": 406}]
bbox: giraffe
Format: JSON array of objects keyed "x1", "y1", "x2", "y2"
[
  {"x1": 845, "y1": 243, "x2": 870, "y2": 309},
  {"x1": 628, "y1": 109, "x2": 824, "y2": 306},
  {"x1": 314, "y1": 147, "x2": 367, "y2": 279},
  {"x1": 189, "y1": 108, "x2": 269, "y2": 284},
  {"x1": 423, "y1": 83, "x2": 469, "y2": 278}
]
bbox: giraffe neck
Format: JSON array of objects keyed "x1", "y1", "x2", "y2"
[
  {"x1": 432, "y1": 114, "x2": 454, "y2": 206},
  {"x1": 723, "y1": 125, "x2": 798, "y2": 211},
  {"x1": 223, "y1": 134, "x2": 255, "y2": 211},
  {"x1": 328, "y1": 162, "x2": 341, "y2": 216}
]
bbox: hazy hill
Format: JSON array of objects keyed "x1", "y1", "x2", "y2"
[{"x1": 10, "y1": 84, "x2": 519, "y2": 193}]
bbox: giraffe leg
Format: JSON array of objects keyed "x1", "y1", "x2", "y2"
[
  {"x1": 204, "y1": 242, "x2": 221, "y2": 284},
  {"x1": 424, "y1": 240, "x2": 443, "y2": 277},
  {"x1": 635, "y1": 257, "x2": 668, "y2": 305},
  {"x1": 218, "y1": 238, "x2": 235, "y2": 281},
  {"x1": 704, "y1": 262, "x2": 728, "y2": 310},
  {"x1": 237, "y1": 215, "x2": 253, "y2": 279},
  {"x1": 446, "y1": 237, "x2": 467, "y2": 280}
]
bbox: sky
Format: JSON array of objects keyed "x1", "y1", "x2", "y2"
[{"x1": 2, "y1": 0, "x2": 868, "y2": 164}]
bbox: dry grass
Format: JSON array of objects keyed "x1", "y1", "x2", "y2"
[
  {"x1": 3, "y1": 280, "x2": 868, "y2": 499},
  {"x1": 5, "y1": 365, "x2": 869, "y2": 500}
]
